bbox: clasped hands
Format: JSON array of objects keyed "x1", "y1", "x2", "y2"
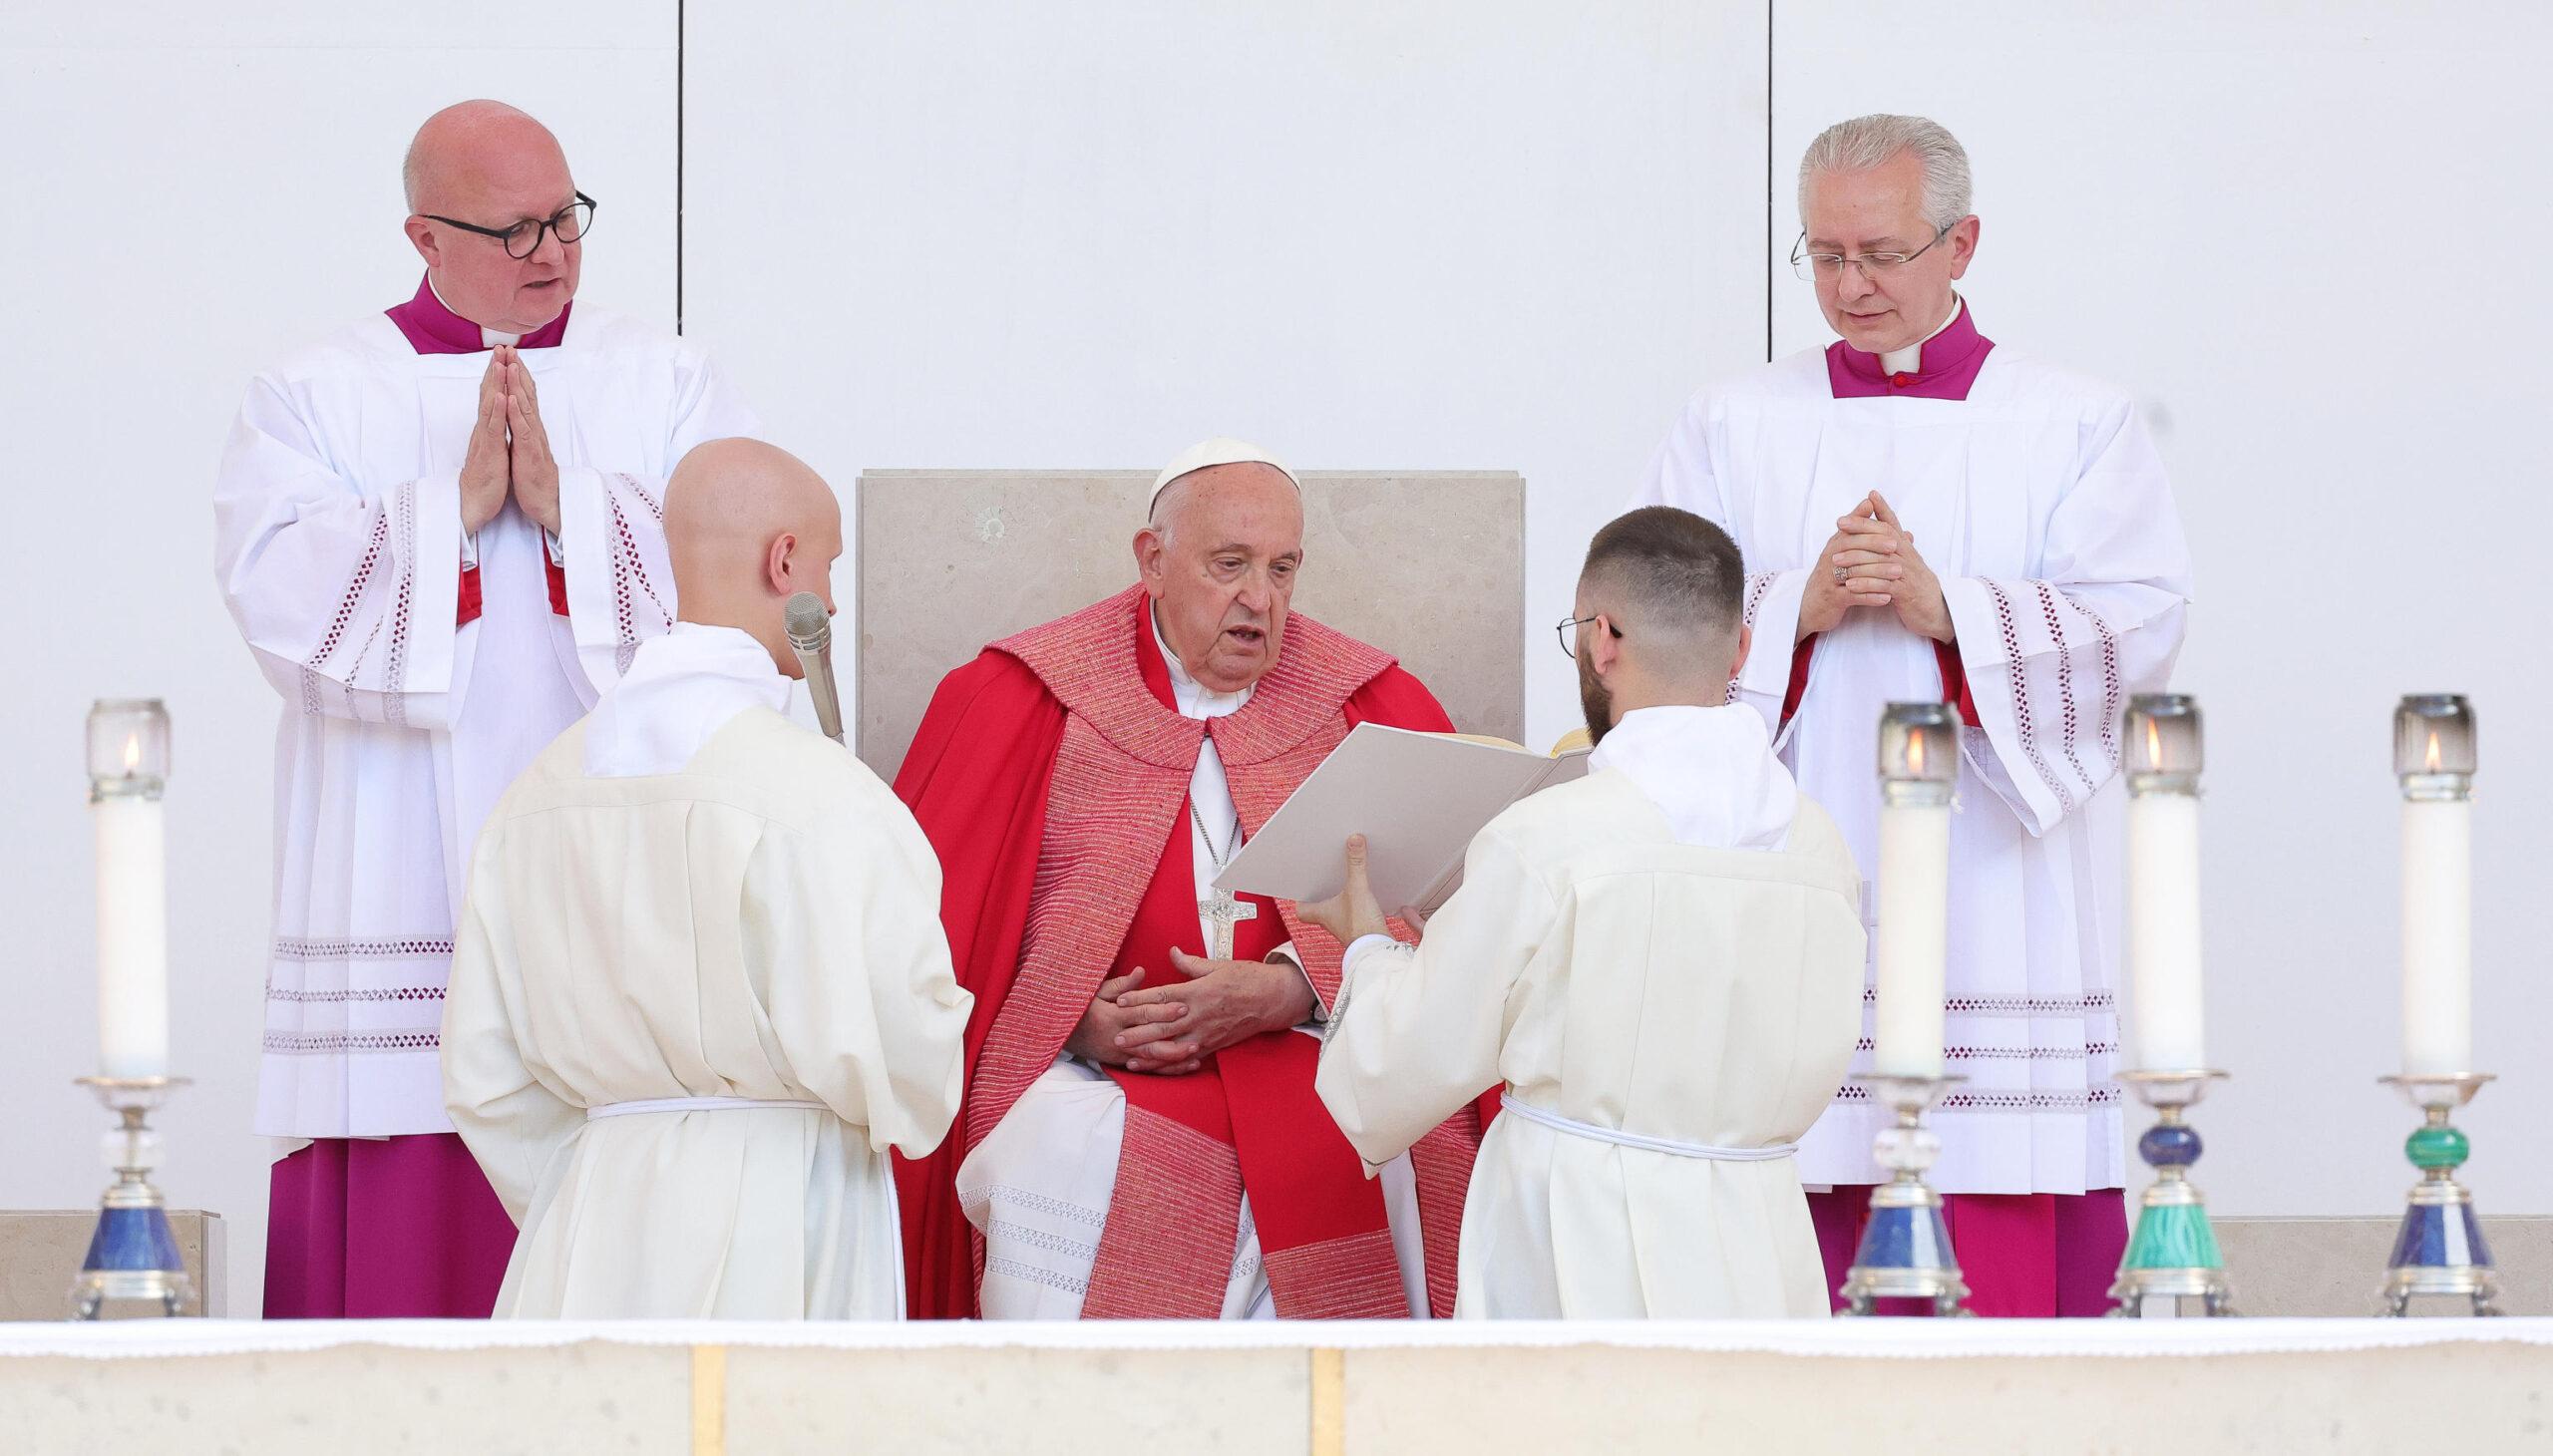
[
  {"x1": 1798, "y1": 491, "x2": 1953, "y2": 644},
  {"x1": 1067, "y1": 838, "x2": 1424, "y2": 1075},
  {"x1": 460, "y1": 345, "x2": 561, "y2": 537},
  {"x1": 1065, "y1": 950, "x2": 1317, "y2": 1076}
]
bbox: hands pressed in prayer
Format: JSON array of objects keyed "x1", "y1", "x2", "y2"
[
  {"x1": 456, "y1": 347, "x2": 561, "y2": 537},
  {"x1": 1065, "y1": 968, "x2": 1196, "y2": 1073},
  {"x1": 460, "y1": 350, "x2": 513, "y2": 535},
  {"x1": 502, "y1": 347, "x2": 562, "y2": 535},
  {"x1": 1797, "y1": 497, "x2": 1892, "y2": 640},
  {"x1": 1113, "y1": 950, "x2": 1317, "y2": 1072},
  {"x1": 1834, "y1": 493, "x2": 1955, "y2": 643}
]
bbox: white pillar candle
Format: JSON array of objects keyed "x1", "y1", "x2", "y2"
[
  {"x1": 2393, "y1": 695, "x2": 2476, "y2": 1079},
  {"x1": 2126, "y1": 791, "x2": 2206, "y2": 1070},
  {"x1": 1872, "y1": 704, "x2": 1957, "y2": 1080},
  {"x1": 88, "y1": 700, "x2": 172, "y2": 1081},
  {"x1": 2400, "y1": 795, "x2": 2472, "y2": 1076},
  {"x1": 1873, "y1": 796, "x2": 1952, "y2": 1078},
  {"x1": 94, "y1": 790, "x2": 170, "y2": 1078}
]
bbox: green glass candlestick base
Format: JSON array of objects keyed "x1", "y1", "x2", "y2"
[{"x1": 2109, "y1": 1070, "x2": 2234, "y2": 1317}]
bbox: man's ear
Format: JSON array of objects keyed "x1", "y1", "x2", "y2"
[
  {"x1": 404, "y1": 217, "x2": 441, "y2": 269},
  {"x1": 1133, "y1": 526, "x2": 1168, "y2": 598},
  {"x1": 764, "y1": 532, "x2": 798, "y2": 595},
  {"x1": 1947, "y1": 215, "x2": 1981, "y2": 280},
  {"x1": 1588, "y1": 612, "x2": 1623, "y2": 677},
  {"x1": 1729, "y1": 621, "x2": 1753, "y2": 682}
]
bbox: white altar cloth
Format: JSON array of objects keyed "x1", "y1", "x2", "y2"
[
  {"x1": 5, "y1": 1317, "x2": 2548, "y2": 1454},
  {"x1": 8, "y1": 1314, "x2": 2553, "y2": 1359}
]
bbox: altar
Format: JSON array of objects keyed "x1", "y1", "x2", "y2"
[{"x1": 6, "y1": 1317, "x2": 2551, "y2": 1453}]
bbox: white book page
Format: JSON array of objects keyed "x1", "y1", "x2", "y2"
[{"x1": 1214, "y1": 723, "x2": 1590, "y2": 910}]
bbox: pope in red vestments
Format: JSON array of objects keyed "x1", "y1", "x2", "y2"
[{"x1": 892, "y1": 440, "x2": 1488, "y2": 1319}]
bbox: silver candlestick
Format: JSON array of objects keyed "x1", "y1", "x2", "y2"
[
  {"x1": 69, "y1": 1075, "x2": 194, "y2": 1319},
  {"x1": 1839, "y1": 1072, "x2": 1971, "y2": 1317},
  {"x1": 2376, "y1": 1072, "x2": 2498, "y2": 1317}
]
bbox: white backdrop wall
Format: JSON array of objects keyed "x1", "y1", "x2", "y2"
[
  {"x1": 2, "y1": 2, "x2": 2544, "y2": 1317},
  {"x1": 680, "y1": 0, "x2": 1772, "y2": 744}
]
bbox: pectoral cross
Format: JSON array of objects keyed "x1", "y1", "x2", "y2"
[{"x1": 1201, "y1": 890, "x2": 1258, "y2": 961}]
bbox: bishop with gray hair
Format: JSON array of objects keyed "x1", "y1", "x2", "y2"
[{"x1": 1630, "y1": 112, "x2": 2195, "y2": 1317}]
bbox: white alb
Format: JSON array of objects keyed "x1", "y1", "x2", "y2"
[
  {"x1": 443, "y1": 626, "x2": 969, "y2": 1318},
  {"x1": 1634, "y1": 337, "x2": 2192, "y2": 1194},
  {"x1": 213, "y1": 305, "x2": 759, "y2": 1141},
  {"x1": 1318, "y1": 709, "x2": 1866, "y2": 1318}
]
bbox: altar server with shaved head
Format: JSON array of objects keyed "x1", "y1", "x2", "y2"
[{"x1": 444, "y1": 439, "x2": 967, "y2": 1319}]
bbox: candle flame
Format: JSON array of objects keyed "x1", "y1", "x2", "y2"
[
  {"x1": 1908, "y1": 730, "x2": 1927, "y2": 777},
  {"x1": 122, "y1": 734, "x2": 141, "y2": 775},
  {"x1": 2144, "y1": 716, "x2": 2162, "y2": 770},
  {"x1": 2425, "y1": 730, "x2": 2441, "y2": 774}
]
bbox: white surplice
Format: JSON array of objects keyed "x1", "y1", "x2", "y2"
[
  {"x1": 214, "y1": 305, "x2": 759, "y2": 1141},
  {"x1": 1634, "y1": 339, "x2": 2192, "y2": 1195},
  {"x1": 442, "y1": 625, "x2": 969, "y2": 1318},
  {"x1": 954, "y1": 609, "x2": 1432, "y2": 1320},
  {"x1": 1317, "y1": 705, "x2": 1865, "y2": 1318}
]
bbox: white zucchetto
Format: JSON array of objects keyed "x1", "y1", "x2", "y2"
[{"x1": 1149, "y1": 437, "x2": 1300, "y2": 515}]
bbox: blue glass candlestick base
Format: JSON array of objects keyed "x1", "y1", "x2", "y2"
[
  {"x1": 69, "y1": 1076, "x2": 194, "y2": 1320},
  {"x1": 1838, "y1": 1073, "x2": 1971, "y2": 1317},
  {"x1": 2377, "y1": 1073, "x2": 2499, "y2": 1317}
]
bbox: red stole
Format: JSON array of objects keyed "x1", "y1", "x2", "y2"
[
  {"x1": 1078, "y1": 616, "x2": 1400, "y2": 1316},
  {"x1": 970, "y1": 586, "x2": 1469, "y2": 1318}
]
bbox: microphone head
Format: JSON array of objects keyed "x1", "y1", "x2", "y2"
[{"x1": 784, "y1": 591, "x2": 832, "y2": 652}]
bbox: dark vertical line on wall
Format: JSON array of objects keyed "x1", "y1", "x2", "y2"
[
  {"x1": 1764, "y1": 0, "x2": 1774, "y2": 363},
  {"x1": 675, "y1": 0, "x2": 686, "y2": 335}
]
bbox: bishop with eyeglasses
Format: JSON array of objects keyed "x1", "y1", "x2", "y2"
[{"x1": 213, "y1": 99, "x2": 762, "y2": 1318}]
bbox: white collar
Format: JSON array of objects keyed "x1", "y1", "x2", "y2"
[
  {"x1": 1878, "y1": 293, "x2": 1963, "y2": 377},
  {"x1": 426, "y1": 272, "x2": 522, "y2": 348},
  {"x1": 1588, "y1": 703, "x2": 1799, "y2": 851},
  {"x1": 583, "y1": 623, "x2": 793, "y2": 777},
  {"x1": 1150, "y1": 605, "x2": 1252, "y2": 721}
]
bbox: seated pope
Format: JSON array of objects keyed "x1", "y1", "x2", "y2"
[{"x1": 892, "y1": 438, "x2": 1490, "y2": 1319}]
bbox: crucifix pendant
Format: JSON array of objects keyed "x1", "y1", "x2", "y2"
[{"x1": 1201, "y1": 890, "x2": 1259, "y2": 960}]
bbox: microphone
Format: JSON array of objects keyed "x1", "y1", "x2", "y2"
[{"x1": 784, "y1": 591, "x2": 845, "y2": 745}]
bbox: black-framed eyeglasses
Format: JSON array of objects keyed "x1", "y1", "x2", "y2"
[
  {"x1": 420, "y1": 191, "x2": 597, "y2": 259},
  {"x1": 1555, "y1": 612, "x2": 1622, "y2": 660},
  {"x1": 1790, "y1": 220, "x2": 1953, "y2": 282}
]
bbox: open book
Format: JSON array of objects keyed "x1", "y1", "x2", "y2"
[{"x1": 1213, "y1": 723, "x2": 1592, "y2": 913}]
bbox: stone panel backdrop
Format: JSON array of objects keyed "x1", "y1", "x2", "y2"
[{"x1": 856, "y1": 470, "x2": 1525, "y2": 779}]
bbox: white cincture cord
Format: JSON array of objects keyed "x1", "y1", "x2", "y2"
[
  {"x1": 585, "y1": 1096, "x2": 827, "y2": 1121},
  {"x1": 1498, "y1": 1093, "x2": 1796, "y2": 1161}
]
